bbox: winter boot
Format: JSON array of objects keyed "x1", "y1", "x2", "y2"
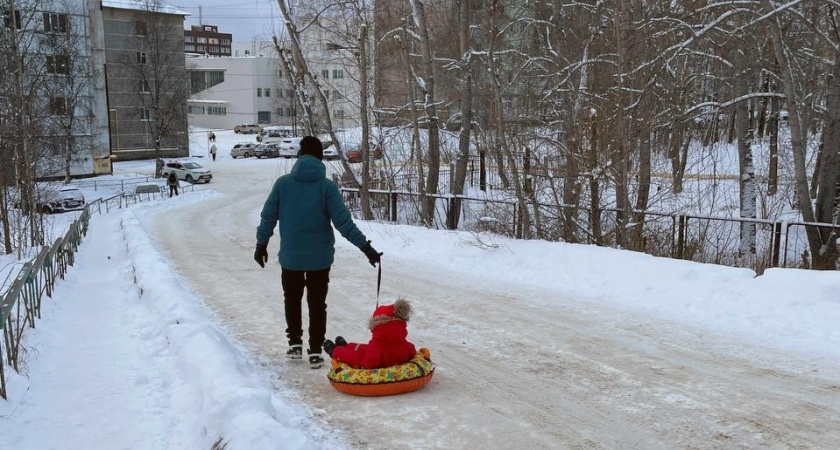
[
  {"x1": 308, "y1": 352, "x2": 324, "y2": 369},
  {"x1": 323, "y1": 340, "x2": 336, "y2": 357},
  {"x1": 335, "y1": 336, "x2": 347, "y2": 347},
  {"x1": 286, "y1": 344, "x2": 302, "y2": 360}
]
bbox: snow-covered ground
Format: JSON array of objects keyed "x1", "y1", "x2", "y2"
[{"x1": 1, "y1": 130, "x2": 839, "y2": 449}]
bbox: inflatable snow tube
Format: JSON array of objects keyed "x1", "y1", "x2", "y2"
[{"x1": 327, "y1": 348, "x2": 435, "y2": 397}]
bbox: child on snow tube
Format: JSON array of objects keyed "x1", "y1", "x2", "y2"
[{"x1": 323, "y1": 298, "x2": 416, "y2": 369}]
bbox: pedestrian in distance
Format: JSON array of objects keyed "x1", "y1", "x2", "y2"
[
  {"x1": 167, "y1": 171, "x2": 179, "y2": 197},
  {"x1": 210, "y1": 144, "x2": 217, "y2": 161},
  {"x1": 254, "y1": 135, "x2": 383, "y2": 369},
  {"x1": 208, "y1": 131, "x2": 216, "y2": 142}
]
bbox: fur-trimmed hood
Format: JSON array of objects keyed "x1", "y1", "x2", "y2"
[{"x1": 369, "y1": 298, "x2": 411, "y2": 330}]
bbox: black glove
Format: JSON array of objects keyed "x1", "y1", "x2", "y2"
[
  {"x1": 254, "y1": 244, "x2": 268, "y2": 268},
  {"x1": 360, "y1": 241, "x2": 382, "y2": 267}
]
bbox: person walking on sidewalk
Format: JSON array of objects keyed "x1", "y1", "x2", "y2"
[
  {"x1": 254, "y1": 136, "x2": 382, "y2": 369},
  {"x1": 167, "y1": 171, "x2": 179, "y2": 197},
  {"x1": 210, "y1": 144, "x2": 217, "y2": 161}
]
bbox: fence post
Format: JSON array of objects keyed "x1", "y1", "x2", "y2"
[
  {"x1": 676, "y1": 215, "x2": 686, "y2": 259},
  {"x1": 479, "y1": 151, "x2": 487, "y2": 192},
  {"x1": 390, "y1": 192, "x2": 398, "y2": 222},
  {"x1": 771, "y1": 221, "x2": 782, "y2": 267}
]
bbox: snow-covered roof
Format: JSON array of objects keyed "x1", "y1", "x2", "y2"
[
  {"x1": 187, "y1": 99, "x2": 229, "y2": 104},
  {"x1": 101, "y1": 0, "x2": 190, "y2": 16}
]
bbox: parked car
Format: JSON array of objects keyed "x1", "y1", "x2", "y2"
[
  {"x1": 254, "y1": 143, "x2": 280, "y2": 158},
  {"x1": 37, "y1": 186, "x2": 86, "y2": 214},
  {"x1": 344, "y1": 142, "x2": 383, "y2": 163},
  {"x1": 230, "y1": 142, "x2": 257, "y2": 159},
  {"x1": 162, "y1": 160, "x2": 212, "y2": 184},
  {"x1": 322, "y1": 140, "x2": 339, "y2": 160},
  {"x1": 278, "y1": 137, "x2": 303, "y2": 158},
  {"x1": 234, "y1": 123, "x2": 262, "y2": 134},
  {"x1": 257, "y1": 126, "x2": 295, "y2": 144}
]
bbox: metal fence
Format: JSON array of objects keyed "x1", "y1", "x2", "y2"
[
  {"x1": 0, "y1": 188, "x2": 178, "y2": 399},
  {"x1": 339, "y1": 187, "x2": 839, "y2": 270}
]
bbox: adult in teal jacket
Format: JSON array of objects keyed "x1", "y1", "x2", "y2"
[{"x1": 254, "y1": 136, "x2": 381, "y2": 369}]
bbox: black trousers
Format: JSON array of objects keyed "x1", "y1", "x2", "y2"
[
  {"x1": 168, "y1": 185, "x2": 178, "y2": 197},
  {"x1": 281, "y1": 267, "x2": 330, "y2": 354}
]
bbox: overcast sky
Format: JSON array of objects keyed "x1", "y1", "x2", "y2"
[{"x1": 171, "y1": 0, "x2": 282, "y2": 43}]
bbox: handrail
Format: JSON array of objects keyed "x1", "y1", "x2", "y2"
[{"x1": 0, "y1": 189, "x2": 170, "y2": 400}]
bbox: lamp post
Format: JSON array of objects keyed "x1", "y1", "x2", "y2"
[{"x1": 327, "y1": 24, "x2": 373, "y2": 220}]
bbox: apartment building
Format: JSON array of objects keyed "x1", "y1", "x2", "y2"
[
  {"x1": 102, "y1": 0, "x2": 190, "y2": 160},
  {"x1": 1, "y1": 0, "x2": 111, "y2": 178},
  {"x1": 185, "y1": 24, "x2": 232, "y2": 57}
]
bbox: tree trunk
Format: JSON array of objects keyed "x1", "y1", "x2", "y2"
[
  {"x1": 734, "y1": 49, "x2": 756, "y2": 267},
  {"x1": 810, "y1": 59, "x2": 840, "y2": 269},
  {"x1": 358, "y1": 24, "x2": 373, "y2": 220},
  {"x1": 410, "y1": 0, "x2": 441, "y2": 227},
  {"x1": 767, "y1": 95, "x2": 779, "y2": 196},
  {"x1": 450, "y1": 0, "x2": 474, "y2": 229}
]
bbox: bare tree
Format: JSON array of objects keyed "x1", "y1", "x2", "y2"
[{"x1": 129, "y1": 0, "x2": 189, "y2": 177}]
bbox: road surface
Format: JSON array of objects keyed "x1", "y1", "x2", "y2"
[{"x1": 149, "y1": 157, "x2": 840, "y2": 449}]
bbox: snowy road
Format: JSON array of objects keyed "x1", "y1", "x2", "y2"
[{"x1": 151, "y1": 157, "x2": 840, "y2": 449}]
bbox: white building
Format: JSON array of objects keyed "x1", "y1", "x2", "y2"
[{"x1": 186, "y1": 53, "x2": 291, "y2": 130}]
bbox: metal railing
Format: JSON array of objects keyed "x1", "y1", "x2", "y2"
[
  {"x1": 339, "y1": 187, "x2": 839, "y2": 270},
  {"x1": 0, "y1": 185, "x2": 187, "y2": 399}
]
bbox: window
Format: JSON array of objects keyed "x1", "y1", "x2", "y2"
[
  {"x1": 265, "y1": 88, "x2": 270, "y2": 98},
  {"x1": 333, "y1": 89, "x2": 343, "y2": 100},
  {"x1": 286, "y1": 89, "x2": 293, "y2": 98},
  {"x1": 140, "y1": 108, "x2": 151, "y2": 121},
  {"x1": 324, "y1": 90, "x2": 330, "y2": 99},
  {"x1": 137, "y1": 52, "x2": 147, "y2": 64},
  {"x1": 333, "y1": 109, "x2": 344, "y2": 119},
  {"x1": 257, "y1": 88, "x2": 262, "y2": 97},
  {"x1": 188, "y1": 105, "x2": 205, "y2": 115},
  {"x1": 43, "y1": 12, "x2": 69, "y2": 33},
  {"x1": 185, "y1": 44, "x2": 195, "y2": 52},
  {"x1": 49, "y1": 97, "x2": 68, "y2": 115},
  {"x1": 321, "y1": 69, "x2": 329, "y2": 79},
  {"x1": 3, "y1": 9, "x2": 21, "y2": 29},
  {"x1": 276, "y1": 107, "x2": 284, "y2": 117},
  {"x1": 333, "y1": 69, "x2": 344, "y2": 79},
  {"x1": 186, "y1": 36, "x2": 195, "y2": 43},
  {"x1": 135, "y1": 21, "x2": 147, "y2": 36},
  {"x1": 197, "y1": 37, "x2": 206, "y2": 43},
  {"x1": 47, "y1": 55, "x2": 70, "y2": 74},
  {"x1": 139, "y1": 79, "x2": 150, "y2": 93},
  {"x1": 207, "y1": 106, "x2": 226, "y2": 115}
]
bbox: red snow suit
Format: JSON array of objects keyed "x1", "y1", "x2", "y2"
[{"x1": 332, "y1": 300, "x2": 417, "y2": 369}]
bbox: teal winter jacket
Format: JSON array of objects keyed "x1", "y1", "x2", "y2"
[{"x1": 256, "y1": 155, "x2": 368, "y2": 270}]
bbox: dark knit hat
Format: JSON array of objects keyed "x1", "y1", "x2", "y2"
[{"x1": 299, "y1": 136, "x2": 323, "y2": 160}]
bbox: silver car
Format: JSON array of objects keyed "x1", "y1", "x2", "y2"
[{"x1": 230, "y1": 142, "x2": 257, "y2": 158}]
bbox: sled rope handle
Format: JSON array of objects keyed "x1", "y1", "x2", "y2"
[{"x1": 375, "y1": 262, "x2": 381, "y2": 308}]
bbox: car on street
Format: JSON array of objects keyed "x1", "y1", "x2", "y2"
[
  {"x1": 278, "y1": 137, "x2": 303, "y2": 158},
  {"x1": 234, "y1": 123, "x2": 262, "y2": 134},
  {"x1": 322, "y1": 140, "x2": 339, "y2": 160},
  {"x1": 162, "y1": 160, "x2": 212, "y2": 184},
  {"x1": 254, "y1": 143, "x2": 281, "y2": 158},
  {"x1": 344, "y1": 142, "x2": 383, "y2": 163},
  {"x1": 37, "y1": 186, "x2": 86, "y2": 214},
  {"x1": 230, "y1": 142, "x2": 257, "y2": 158}
]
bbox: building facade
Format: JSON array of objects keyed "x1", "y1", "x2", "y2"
[
  {"x1": 187, "y1": 54, "x2": 290, "y2": 130},
  {"x1": 184, "y1": 24, "x2": 231, "y2": 57},
  {"x1": 102, "y1": 0, "x2": 189, "y2": 161},
  {"x1": 1, "y1": 0, "x2": 111, "y2": 178}
]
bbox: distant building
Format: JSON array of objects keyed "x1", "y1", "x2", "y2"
[
  {"x1": 102, "y1": 0, "x2": 190, "y2": 161},
  {"x1": 184, "y1": 24, "x2": 231, "y2": 57},
  {"x1": 187, "y1": 52, "x2": 292, "y2": 130},
  {"x1": 0, "y1": 1, "x2": 111, "y2": 178}
]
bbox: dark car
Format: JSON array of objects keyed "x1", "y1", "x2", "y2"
[
  {"x1": 344, "y1": 143, "x2": 383, "y2": 163},
  {"x1": 254, "y1": 143, "x2": 280, "y2": 158}
]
